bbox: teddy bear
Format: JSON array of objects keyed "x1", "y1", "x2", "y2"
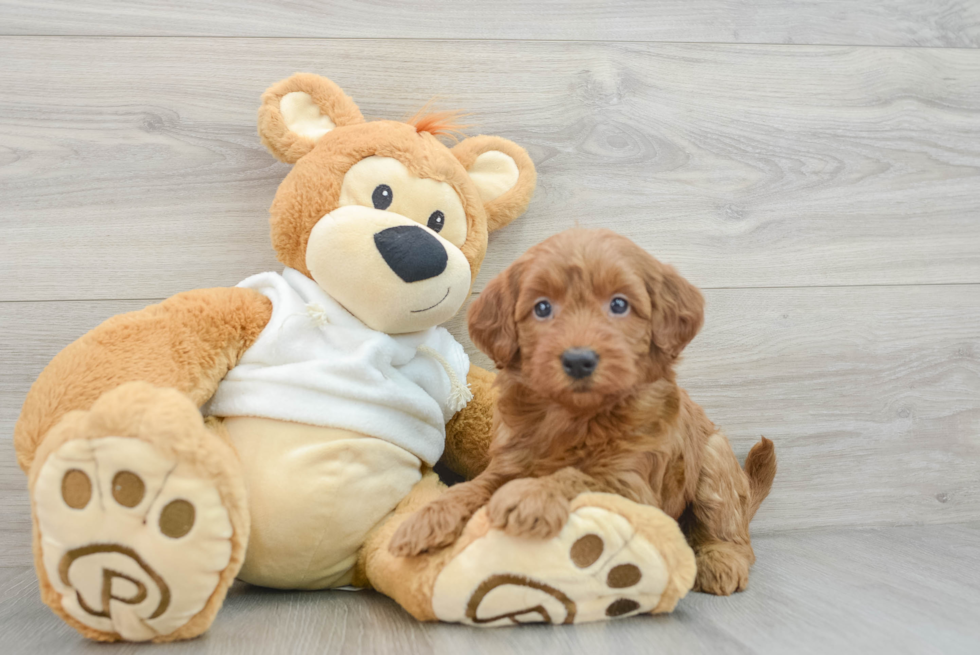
[{"x1": 13, "y1": 73, "x2": 696, "y2": 642}]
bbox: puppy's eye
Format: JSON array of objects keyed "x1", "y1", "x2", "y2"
[
  {"x1": 533, "y1": 299, "x2": 553, "y2": 319},
  {"x1": 372, "y1": 184, "x2": 393, "y2": 210},
  {"x1": 427, "y1": 210, "x2": 445, "y2": 233},
  {"x1": 610, "y1": 296, "x2": 630, "y2": 315}
]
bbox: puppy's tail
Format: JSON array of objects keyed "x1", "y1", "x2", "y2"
[{"x1": 743, "y1": 437, "x2": 776, "y2": 523}]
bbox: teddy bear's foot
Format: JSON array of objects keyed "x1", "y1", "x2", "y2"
[
  {"x1": 29, "y1": 382, "x2": 248, "y2": 642},
  {"x1": 430, "y1": 493, "x2": 696, "y2": 626}
]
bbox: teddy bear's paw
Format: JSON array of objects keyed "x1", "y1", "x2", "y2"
[
  {"x1": 431, "y1": 494, "x2": 695, "y2": 626},
  {"x1": 33, "y1": 435, "x2": 236, "y2": 641}
]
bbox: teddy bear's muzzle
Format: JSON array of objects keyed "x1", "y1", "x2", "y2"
[{"x1": 305, "y1": 205, "x2": 472, "y2": 334}]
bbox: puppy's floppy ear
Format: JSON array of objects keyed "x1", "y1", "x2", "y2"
[
  {"x1": 643, "y1": 256, "x2": 704, "y2": 359},
  {"x1": 452, "y1": 136, "x2": 537, "y2": 233},
  {"x1": 468, "y1": 260, "x2": 525, "y2": 369},
  {"x1": 258, "y1": 73, "x2": 365, "y2": 164}
]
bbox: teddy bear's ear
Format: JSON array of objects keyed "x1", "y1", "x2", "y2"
[
  {"x1": 452, "y1": 136, "x2": 537, "y2": 232},
  {"x1": 258, "y1": 73, "x2": 365, "y2": 164}
]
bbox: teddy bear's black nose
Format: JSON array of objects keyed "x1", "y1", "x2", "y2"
[{"x1": 374, "y1": 225, "x2": 448, "y2": 283}]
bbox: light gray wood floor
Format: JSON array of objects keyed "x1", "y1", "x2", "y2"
[
  {"x1": 1, "y1": 2, "x2": 978, "y2": 653},
  {"x1": 2, "y1": 525, "x2": 979, "y2": 654}
]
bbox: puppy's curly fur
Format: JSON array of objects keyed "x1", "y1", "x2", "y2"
[{"x1": 390, "y1": 229, "x2": 776, "y2": 595}]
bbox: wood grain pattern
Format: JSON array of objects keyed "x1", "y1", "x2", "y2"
[
  {"x1": 2, "y1": 4, "x2": 979, "y2": 646},
  {"x1": 1, "y1": 523, "x2": 978, "y2": 653},
  {"x1": 2, "y1": 283, "x2": 977, "y2": 564},
  {"x1": 0, "y1": 1, "x2": 978, "y2": 47},
  {"x1": 2, "y1": 38, "x2": 980, "y2": 301}
]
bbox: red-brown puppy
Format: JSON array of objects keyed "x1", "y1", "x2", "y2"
[{"x1": 389, "y1": 228, "x2": 776, "y2": 595}]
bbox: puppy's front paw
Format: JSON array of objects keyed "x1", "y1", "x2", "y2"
[
  {"x1": 488, "y1": 479, "x2": 570, "y2": 539},
  {"x1": 694, "y1": 542, "x2": 751, "y2": 595},
  {"x1": 388, "y1": 501, "x2": 470, "y2": 557}
]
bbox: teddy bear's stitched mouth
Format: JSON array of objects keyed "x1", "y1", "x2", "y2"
[{"x1": 411, "y1": 287, "x2": 451, "y2": 313}]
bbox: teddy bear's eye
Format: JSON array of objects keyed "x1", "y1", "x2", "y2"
[
  {"x1": 427, "y1": 210, "x2": 445, "y2": 233},
  {"x1": 372, "y1": 184, "x2": 393, "y2": 210}
]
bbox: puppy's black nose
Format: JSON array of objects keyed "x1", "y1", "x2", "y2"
[
  {"x1": 561, "y1": 348, "x2": 599, "y2": 379},
  {"x1": 374, "y1": 225, "x2": 448, "y2": 283}
]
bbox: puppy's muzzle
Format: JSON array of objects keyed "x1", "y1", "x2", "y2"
[
  {"x1": 561, "y1": 348, "x2": 599, "y2": 380},
  {"x1": 374, "y1": 225, "x2": 448, "y2": 283}
]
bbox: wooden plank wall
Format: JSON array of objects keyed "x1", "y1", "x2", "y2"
[
  {"x1": 1, "y1": 1, "x2": 978, "y2": 46},
  {"x1": 1, "y1": 4, "x2": 979, "y2": 570}
]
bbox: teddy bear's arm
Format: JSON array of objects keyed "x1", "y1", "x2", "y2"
[
  {"x1": 14, "y1": 287, "x2": 272, "y2": 473},
  {"x1": 440, "y1": 364, "x2": 497, "y2": 479}
]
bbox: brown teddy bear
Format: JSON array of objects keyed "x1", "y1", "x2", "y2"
[{"x1": 13, "y1": 73, "x2": 696, "y2": 642}]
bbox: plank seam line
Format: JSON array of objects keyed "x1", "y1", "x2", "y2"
[
  {"x1": 2, "y1": 281, "x2": 980, "y2": 304},
  {"x1": 753, "y1": 519, "x2": 980, "y2": 538},
  {"x1": 0, "y1": 34, "x2": 978, "y2": 51}
]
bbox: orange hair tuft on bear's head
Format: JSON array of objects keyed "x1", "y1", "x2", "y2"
[{"x1": 405, "y1": 102, "x2": 472, "y2": 142}]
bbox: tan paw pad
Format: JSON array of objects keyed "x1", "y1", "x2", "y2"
[
  {"x1": 432, "y1": 506, "x2": 671, "y2": 626},
  {"x1": 34, "y1": 437, "x2": 233, "y2": 641}
]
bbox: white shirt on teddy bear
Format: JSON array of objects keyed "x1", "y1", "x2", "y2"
[{"x1": 203, "y1": 268, "x2": 471, "y2": 466}]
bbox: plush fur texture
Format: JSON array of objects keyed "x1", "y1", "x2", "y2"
[
  {"x1": 13, "y1": 72, "x2": 539, "y2": 640},
  {"x1": 17, "y1": 71, "x2": 538, "y2": 483},
  {"x1": 259, "y1": 73, "x2": 365, "y2": 164},
  {"x1": 361, "y1": 475, "x2": 697, "y2": 622},
  {"x1": 450, "y1": 136, "x2": 537, "y2": 233},
  {"x1": 441, "y1": 366, "x2": 496, "y2": 479},
  {"x1": 354, "y1": 470, "x2": 453, "y2": 620},
  {"x1": 259, "y1": 77, "x2": 537, "y2": 282},
  {"x1": 252, "y1": 72, "x2": 538, "y2": 478},
  {"x1": 405, "y1": 106, "x2": 472, "y2": 142},
  {"x1": 14, "y1": 288, "x2": 273, "y2": 474},
  {"x1": 27, "y1": 382, "x2": 250, "y2": 642},
  {"x1": 268, "y1": 121, "x2": 485, "y2": 280},
  {"x1": 389, "y1": 229, "x2": 777, "y2": 596}
]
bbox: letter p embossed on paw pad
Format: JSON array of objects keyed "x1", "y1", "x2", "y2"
[{"x1": 59, "y1": 544, "x2": 171, "y2": 621}]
